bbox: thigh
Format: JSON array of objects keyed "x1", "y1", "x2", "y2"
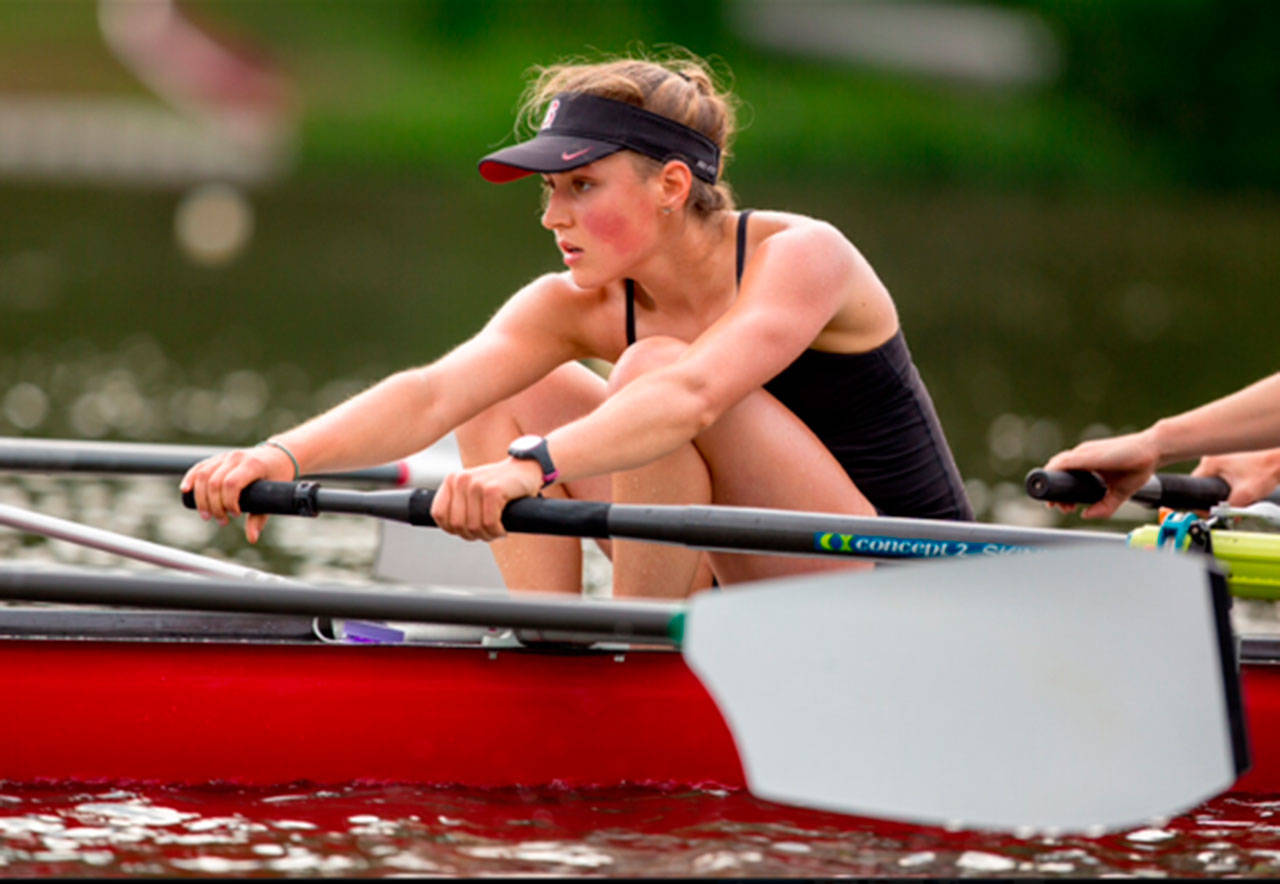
[
  {"x1": 458, "y1": 360, "x2": 615, "y2": 506},
  {"x1": 694, "y1": 386, "x2": 876, "y2": 585}
]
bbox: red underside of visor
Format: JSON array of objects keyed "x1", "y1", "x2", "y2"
[{"x1": 478, "y1": 160, "x2": 536, "y2": 184}]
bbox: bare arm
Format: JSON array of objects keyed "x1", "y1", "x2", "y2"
[
  {"x1": 1044, "y1": 372, "x2": 1280, "y2": 517},
  {"x1": 1147, "y1": 372, "x2": 1280, "y2": 461},
  {"x1": 182, "y1": 274, "x2": 584, "y2": 532},
  {"x1": 546, "y1": 222, "x2": 858, "y2": 482}
]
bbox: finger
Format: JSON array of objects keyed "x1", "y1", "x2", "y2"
[
  {"x1": 221, "y1": 461, "x2": 266, "y2": 518},
  {"x1": 1081, "y1": 490, "x2": 1123, "y2": 520},
  {"x1": 430, "y1": 479, "x2": 454, "y2": 533},
  {"x1": 217, "y1": 463, "x2": 250, "y2": 524},
  {"x1": 185, "y1": 466, "x2": 209, "y2": 517},
  {"x1": 190, "y1": 470, "x2": 211, "y2": 520},
  {"x1": 206, "y1": 452, "x2": 250, "y2": 524},
  {"x1": 467, "y1": 480, "x2": 494, "y2": 541},
  {"x1": 185, "y1": 455, "x2": 227, "y2": 516},
  {"x1": 204, "y1": 463, "x2": 231, "y2": 523},
  {"x1": 442, "y1": 475, "x2": 475, "y2": 539},
  {"x1": 481, "y1": 486, "x2": 507, "y2": 541},
  {"x1": 1228, "y1": 480, "x2": 1261, "y2": 508},
  {"x1": 246, "y1": 513, "x2": 270, "y2": 544},
  {"x1": 458, "y1": 477, "x2": 485, "y2": 542},
  {"x1": 1190, "y1": 458, "x2": 1216, "y2": 479},
  {"x1": 1043, "y1": 452, "x2": 1074, "y2": 472}
]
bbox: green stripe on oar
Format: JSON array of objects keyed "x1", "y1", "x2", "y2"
[
  {"x1": 185, "y1": 479, "x2": 1125, "y2": 562},
  {"x1": 0, "y1": 546, "x2": 1246, "y2": 834}
]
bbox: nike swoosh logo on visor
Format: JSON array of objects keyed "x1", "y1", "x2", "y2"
[{"x1": 561, "y1": 148, "x2": 591, "y2": 161}]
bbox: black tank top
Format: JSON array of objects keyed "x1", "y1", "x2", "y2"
[{"x1": 624, "y1": 211, "x2": 972, "y2": 521}]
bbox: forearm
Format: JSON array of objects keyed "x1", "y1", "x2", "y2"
[
  {"x1": 270, "y1": 368, "x2": 451, "y2": 473},
  {"x1": 545, "y1": 372, "x2": 710, "y2": 483},
  {"x1": 1149, "y1": 372, "x2": 1280, "y2": 464}
]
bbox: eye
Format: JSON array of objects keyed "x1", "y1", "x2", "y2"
[{"x1": 571, "y1": 178, "x2": 593, "y2": 194}]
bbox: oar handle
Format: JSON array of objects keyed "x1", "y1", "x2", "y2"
[
  {"x1": 183, "y1": 481, "x2": 436, "y2": 522},
  {"x1": 1025, "y1": 469, "x2": 1232, "y2": 510},
  {"x1": 182, "y1": 480, "x2": 613, "y2": 538}
]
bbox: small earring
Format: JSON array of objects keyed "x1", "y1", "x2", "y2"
[{"x1": 662, "y1": 207, "x2": 672, "y2": 215}]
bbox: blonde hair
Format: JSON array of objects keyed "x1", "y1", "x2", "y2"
[{"x1": 517, "y1": 50, "x2": 738, "y2": 218}]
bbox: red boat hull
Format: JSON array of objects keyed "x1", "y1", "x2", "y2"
[
  {"x1": 1, "y1": 638, "x2": 746, "y2": 788},
  {"x1": 3, "y1": 637, "x2": 1277, "y2": 799},
  {"x1": 1236, "y1": 664, "x2": 1280, "y2": 795}
]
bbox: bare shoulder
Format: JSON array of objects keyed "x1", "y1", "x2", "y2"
[
  {"x1": 742, "y1": 210, "x2": 865, "y2": 280},
  {"x1": 499, "y1": 271, "x2": 607, "y2": 315},
  {"x1": 496, "y1": 271, "x2": 625, "y2": 359},
  {"x1": 743, "y1": 210, "x2": 858, "y2": 270},
  {"x1": 742, "y1": 210, "x2": 897, "y2": 346}
]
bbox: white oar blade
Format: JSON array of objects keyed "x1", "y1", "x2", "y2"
[{"x1": 683, "y1": 546, "x2": 1245, "y2": 833}]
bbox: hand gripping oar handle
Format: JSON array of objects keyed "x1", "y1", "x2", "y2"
[
  {"x1": 182, "y1": 480, "x2": 614, "y2": 539},
  {"x1": 1025, "y1": 469, "x2": 1232, "y2": 510}
]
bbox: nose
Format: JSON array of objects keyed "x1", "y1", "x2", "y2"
[{"x1": 541, "y1": 190, "x2": 569, "y2": 231}]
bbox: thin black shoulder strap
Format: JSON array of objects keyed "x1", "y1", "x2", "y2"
[
  {"x1": 628, "y1": 210, "x2": 749, "y2": 345},
  {"x1": 624, "y1": 278, "x2": 636, "y2": 345}
]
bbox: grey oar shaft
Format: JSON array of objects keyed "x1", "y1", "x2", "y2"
[
  {"x1": 228, "y1": 481, "x2": 1129, "y2": 562},
  {"x1": 0, "y1": 503, "x2": 280, "y2": 581},
  {"x1": 0, "y1": 566, "x2": 679, "y2": 640},
  {"x1": 606, "y1": 505, "x2": 1127, "y2": 558},
  {"x1": 0, "y1": 438, "x2": 405, "y2": 484}
]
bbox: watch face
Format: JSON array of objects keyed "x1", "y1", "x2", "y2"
[{"x1": 508, "y1": 434, "x2": 543, "y2": 456}]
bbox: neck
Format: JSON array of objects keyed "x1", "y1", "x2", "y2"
[{"x1": 626, "y1": 209, "x2": 737, "y2": 309}]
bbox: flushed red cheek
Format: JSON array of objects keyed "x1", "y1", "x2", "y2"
[{"x1": 582, "y1": 209, "x2": 641, "y2": 254}]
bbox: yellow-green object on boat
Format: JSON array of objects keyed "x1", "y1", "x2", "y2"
[{"x1": 1129, "y1": 525, "x2": 1280, "y2": 600}]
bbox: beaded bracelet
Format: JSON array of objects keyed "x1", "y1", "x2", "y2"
[{"x1": 259, "y1": 440, "x2": 300, "y2": 480}]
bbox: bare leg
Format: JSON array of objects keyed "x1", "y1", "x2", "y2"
[
  {"x1": 606, "y1": 340, "x2": 715, "y2": 599},
  {"x1": 695, "y1": 384, "x2": 876, "y2": 585},
  {"x1": 609, "y1": 337, "x2": 876, "y2": 588},
  {"x1": 454, "y1": 362, "x2": 612, "y2": 594}
]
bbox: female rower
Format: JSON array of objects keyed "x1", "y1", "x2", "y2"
[
  {"x1": 1043, "y1": 371, "x2": 1280, "y2": 518},
  {"x1": 183, "y1": 53, "x2": 972, "y2": 598}
]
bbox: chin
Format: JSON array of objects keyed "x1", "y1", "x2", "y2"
[{"x1": 568, "y1": 265, "x2": 616, "y2": 289}]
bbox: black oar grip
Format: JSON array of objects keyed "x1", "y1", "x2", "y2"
[
  {"x1": 1153, "y1": 474, "x2": 1231, "y2": 511},
  {"x1": 182, "y1": 480, "x2": 321, "y2": 516},
  {"x1": 1026, "y1": 469, "x2": 1234, "y2": 509},
  {"x1": 1025, "y1": 469, "x2": 1107, "y2": 504}
]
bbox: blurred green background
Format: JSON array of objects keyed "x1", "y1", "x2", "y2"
[{"x1": 2, "y1": 0, "x2": 1278, "y2": 526}]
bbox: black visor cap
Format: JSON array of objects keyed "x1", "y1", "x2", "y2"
[{"x1": 478, "y1": 93, "x2": 720, "y2": 185}]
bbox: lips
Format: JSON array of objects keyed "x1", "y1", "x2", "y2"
[{"x1": 558, "y1": 240, "x2": 584, "y2": 266}]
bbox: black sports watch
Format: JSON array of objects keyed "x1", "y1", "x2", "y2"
[{"x1": 507, "y1": 434, "x2": 559, "y2": 488}]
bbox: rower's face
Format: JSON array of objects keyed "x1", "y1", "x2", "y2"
[{"x1": 540, "y1": 152, "x2": 660, "y2": 286}]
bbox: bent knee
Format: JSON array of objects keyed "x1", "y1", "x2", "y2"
[
  {"x1": 609, "y1": 335, "x2": 688, "y2": 392},
  {"x1": 456, "y1": 362, "x2": 602, "y2": 450}
]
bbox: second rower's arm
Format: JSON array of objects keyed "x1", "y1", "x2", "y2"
[
  {"x1": 1044, "y1": 371, "x2": 1280, "y2": 516},
  {"x1": 1147, "y1": 372, "x2": 1280, "y2": 462}
]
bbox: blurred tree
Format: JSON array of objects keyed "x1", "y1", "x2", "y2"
[{"x1": 1033, "y1": 0, "x2": 1280, "y2": 189}]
